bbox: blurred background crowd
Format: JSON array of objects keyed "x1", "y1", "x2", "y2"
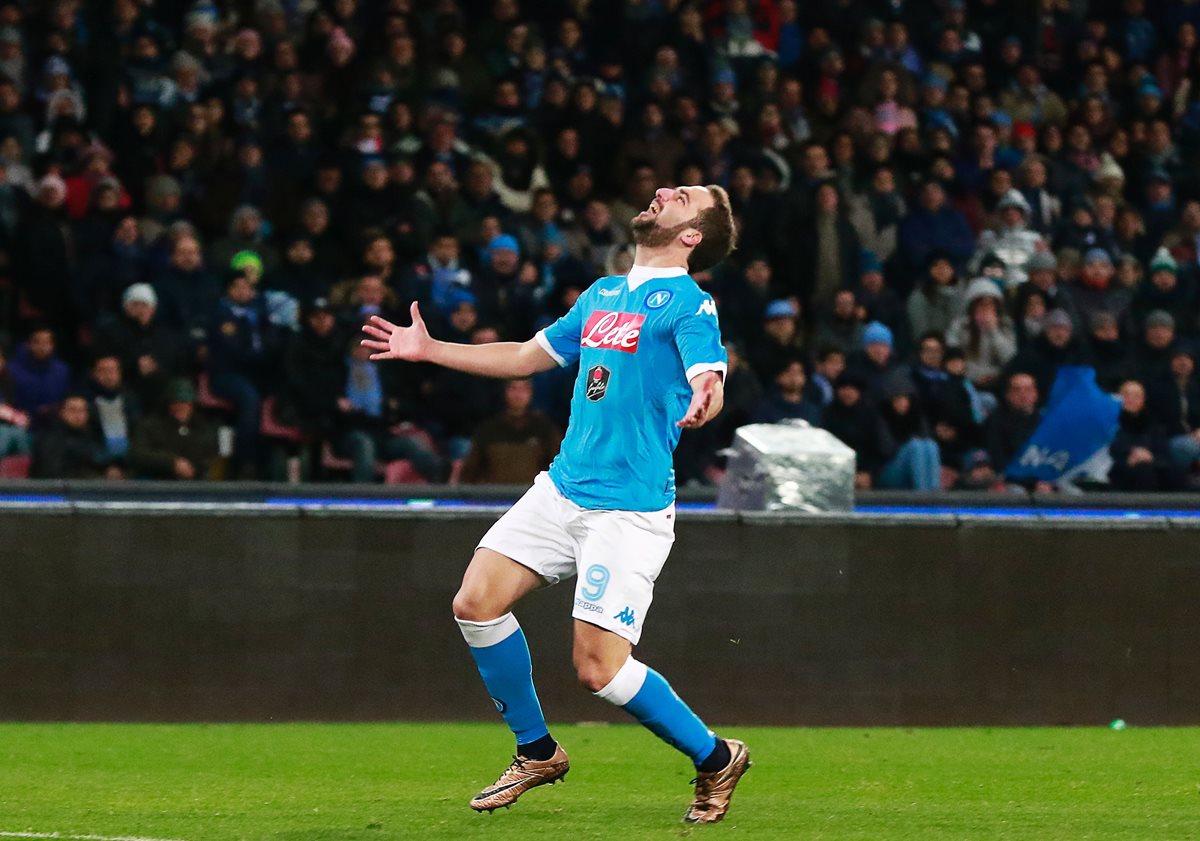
[{"x1": 1, "y1": 0, "x2": 1199, "y2": 492}]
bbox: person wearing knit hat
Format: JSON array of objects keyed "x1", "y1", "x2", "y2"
[
  {"x1": 1149, "y1": 247, "x2": 1178, "y2": 276},
  {"x1": 862, "y1": 320, "x2": 893, "y2": 348},
  {"x1": 122, "y1": 283, "x2": 158, "y2": 310}
]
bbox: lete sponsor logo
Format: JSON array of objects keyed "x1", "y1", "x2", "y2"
[{"x1": 581, "y1": 310, "x2": 645, "y2": 353}]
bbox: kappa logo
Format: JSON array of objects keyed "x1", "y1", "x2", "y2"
[
  {"x1": 597, "y1": 286, "x2": 622, "y2": 297},
  {"x1": 615, "y1": 606, "x2": 636, "y2": 627},
  {"x1": 581, "y1": 310, "x2": 645, "y2": 353},
  {"x1": 574, "y1": 597, "x2": 605, "y2": 615},
  {"x1": 585, "y1": 364, "x2": 611, "y2": 402},
  {"x1": 696, "y1": 298, "x2": 718, "y2": 317},
  {"x1": 644, "y1": 289, "x2": 673, "y2": 309}
]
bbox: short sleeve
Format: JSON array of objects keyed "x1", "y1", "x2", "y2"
[
  {"x1": 535, "y1": 294, "x2": 585, "y2": 367},
  {"x1": 673, "y1": 292, "x2": 727, "y2": 381}
]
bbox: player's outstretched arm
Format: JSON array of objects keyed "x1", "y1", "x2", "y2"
[
  {"x1": 360, "y1": 302, "x2": 558, "y2": 378},
  {"x1": 677, "y1": 370, "x2": 724, "y2": 429}
]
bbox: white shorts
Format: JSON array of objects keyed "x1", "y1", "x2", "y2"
[{"x1": 477, "y1": 472, "x2": 676, "y2": 644}]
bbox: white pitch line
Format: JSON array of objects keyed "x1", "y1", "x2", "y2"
[{"x1": 0, "y1": 831, "x2": 187, "y2": 841}]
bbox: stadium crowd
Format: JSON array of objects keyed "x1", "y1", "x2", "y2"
[{"x1": 2, "y1": 0, "x2": 1200, "y2": 491}]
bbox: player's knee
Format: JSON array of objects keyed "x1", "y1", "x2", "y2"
[
  {"x1": 451, "y1": 588, "x2": 498, "y2": 623},
  {"x1": 574, "y1": 655, "x2": 620, "y2": 693}
]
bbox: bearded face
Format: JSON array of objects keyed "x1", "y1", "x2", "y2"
[{"x1": 632, "y1": 201, "x2": 699, "y2": 246}]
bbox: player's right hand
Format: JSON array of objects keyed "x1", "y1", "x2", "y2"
[{"x1": 360, "y1": 302, "x2": 431, "y2": 361}]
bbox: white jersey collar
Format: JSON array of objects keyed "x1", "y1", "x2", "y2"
[{"x1": 626, "y1": 264, "x2": 689, "y2": 291}]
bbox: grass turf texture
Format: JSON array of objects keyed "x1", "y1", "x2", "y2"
[{"x1": 0, "y1": 724, "x2": 1197, "y2": 841}]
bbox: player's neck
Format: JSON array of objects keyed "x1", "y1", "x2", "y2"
[{"x1": 631, "y1": 246, "x2": 689, "y2": 270}]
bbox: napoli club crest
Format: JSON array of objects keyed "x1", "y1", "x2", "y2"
[
  {"x1": 586, "y1": 364, "x2": 611, "y2": 402},
  {"x1": 644, "y1": 289, "x2": 673, "y2": 309}
]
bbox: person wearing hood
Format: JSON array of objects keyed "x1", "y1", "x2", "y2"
[
  {"x1": 1131, "y1": 248, "x2": 1194, "y2": 331},
  {"x1": 876, "y1": 374, "x2": 942, "y2": 491},
  {"x1": 906, "y1": 250, "x2": 963, "y2": 339},
  {"x1": 1087, "y1": 310, "x2": 1135, "y2": 392},
  {"x1": 970, "y1": 188, "x2": 1045, "y2": 289},
  {"x1": 1006, "y1": 309, "x2": 1092, "y2": 399},
  {"x1": 946, "y1": 278, "x2": 1017, "y2": 390},
  {"x1": 821, "y1": 371, "x2": 896, "y2": 490},
  {"x1": 1108, "y1": 379, "x2": 1181, "y2": 491}
]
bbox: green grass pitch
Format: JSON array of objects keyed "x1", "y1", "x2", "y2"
[{"x1": 1, "y1": 723, "x2": 1197, "y2": 841}]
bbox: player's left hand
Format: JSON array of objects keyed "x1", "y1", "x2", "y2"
[{"x1": 678, "y1": 371, "x2": 724, "y2": 429}]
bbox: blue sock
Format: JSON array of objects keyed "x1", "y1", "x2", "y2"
[
  {"x1": 595, "y1": 657, "x2": 717, "y2": 767},
  {"x1": 457, "y1": 613, "x2": 550, "y2": 746}
]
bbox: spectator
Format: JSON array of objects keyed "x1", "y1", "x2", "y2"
[
  {"x1": 984, "y1": 372, "x2": 1042, "y2": 484},
  {"x1": 207, "y1": 271, "x2": 279, "y2": 477},
  {"x1": 947, "y1": 279, "x2": 1016, "y2": 391},
  {"x1": 32, "y1": 394, "x2": 114, "y2": 479},
  {"x1": 1135, "y1": 310, "x2": 1181, "y2": 382},
  {"x1": 460, "y1": 378, "x2": 560, "y2": 484},
  {"x1": 822, "y1": 372, "x2": 895, "y2": 490},
  {"x1": 848, "y1": 321, "x2": 899, "y2": 400},
  {"x1": 1109, "y1": 379, "x2": 1180, "y2": 492},
  {"x1": 752, "y1": 358, "x2": 822, "y2": 426},
  {"x1": 855, "y1": 251, "x2": 906, "y2": 347},
  {"x1": 749, "y1": 299, "x2": 805, "y2": 380},
  {"x1": 809, "y1": 345, "x2": 846, "y2": 409},
  {"x1": 129, "y1": 379, "x2": 219, "y2": 480},
  {"x1": 952, "y1": 448, "x2": 1004, "y2": 491},
  {"x1": 1088, "y1": 311, "x2": 1136, "y2": 393},
  {"x1": 911, "y1": 335, "x2": 983, "y2": 469},
  {"x1": 340, "y1": 338, "x2": 444, "y2": 484},
  {"x1": 1070, "y1": 247, "x2": 1127, "y2": 326},
  {"x1": 1007, "y1": 309, "x2": 1091, "y2": 400},
  {"x1": 8, "y1": 326, "x2": 69, "y2": 420},
  {"x1": 1149, "y1": 346, "x2": 1200, "y2": 475},
  {"x1": 153, "y1": 232, "x2": 220, "y2": 334},
  {"x1": 971, "y1": 189, "x2": 1045, "y2": 289},
  {"x1": 898, "y1": 180, "x2": 975, "y2": 275},
  {"x1": 906, "y1": 251, "x2": 963, "y2": 341},
  {"x1": 793, "y1": 182, "x2": 860, "y2": 309},
  {"x1": 813, "y1": 288, "x2": 865, "y2": 353},
  {"x1": 1014, "y1": 251, "x2": 1081, "y2": 331},
  {"x1": 93, "y1": 284, "x2": 182, "y2": 411},
  {"x1": 0, "y1": 344, "x2": 31, "y2": 457},
  {"x1": 1131, "y1": 248, "x2": 1194, "y2": 332},
  {"x1": 876, "y1": 375, "x2": 942, "y2": 491},
  {"x1": 84, "y1": 355, "x2": 140, "y2": 465}
]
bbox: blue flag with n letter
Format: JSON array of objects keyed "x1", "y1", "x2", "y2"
[{"x1": 1006, "y1": 366, "x2": 1121, "y2": 482}]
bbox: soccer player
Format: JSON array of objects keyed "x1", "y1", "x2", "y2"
[{"x1": 361, "y1": 185, "x2": 749, "y2": 823}]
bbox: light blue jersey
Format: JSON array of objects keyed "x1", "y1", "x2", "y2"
[{"x1": 534, "y1": 265, "x2": 727, "y2": 511}]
